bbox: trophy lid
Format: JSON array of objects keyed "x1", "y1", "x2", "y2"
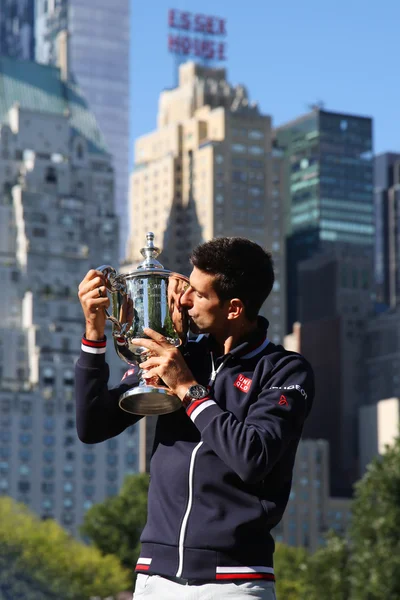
[{"x1": 137, "y1": 232, "x2": 164, "y2": 270}]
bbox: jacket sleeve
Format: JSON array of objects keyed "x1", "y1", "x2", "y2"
[
  {"x1": 185, "y1": 354, "x2": 314, "y2": 484},
  {"x1": 75, "y1": 336, "x2": 142, "y2": 444}
]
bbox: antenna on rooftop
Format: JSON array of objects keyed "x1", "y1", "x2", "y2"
[{"x1": 307, "y1": 100, "x2": 325, "y2": 111}]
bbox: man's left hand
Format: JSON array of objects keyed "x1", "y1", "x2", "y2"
[{"x1": 133, "y1": 328, "x2": 197, "y2": 401}]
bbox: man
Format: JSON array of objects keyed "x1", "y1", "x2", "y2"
[{"x1": 76, "y1": 237, "x2": 314, "y2": 600}]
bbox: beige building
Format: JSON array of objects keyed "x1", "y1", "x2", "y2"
[
  {"x1": 359, "y1": 397, "x2": 400, "y2": 475},
  {"x1": 127, "y1": 61, "x2": 286, "y2": 346}
]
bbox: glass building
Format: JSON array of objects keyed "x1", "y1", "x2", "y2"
[
  {"x1": 275, "y1": 109, "x2": 374, "y2": 330},
  {"x1": 374, "y1": 152, "x2": 400, "y2": 310},
  {"x1": 0, "y1": 0, "x2": 35, "y2": 59},
  {"x1": 35, "y1": 0, "x2": 130, "y2": 257}
]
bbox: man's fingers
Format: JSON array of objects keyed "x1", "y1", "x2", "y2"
[
  {"x1": 78, "y1": 275, "x2": 105, "y2": 298},
  {"x1": 85, "y1": 297, "x2": 110, "y2": 313},
  {"x1": 140, "y1": 356, "x2": 162, "y2": 369},
  {"x1": 132, "y1": 338, "x2": 163, "y2": 354},
  {"x1": 142, "y1": 328, "x2": 171, "y2": 346}
]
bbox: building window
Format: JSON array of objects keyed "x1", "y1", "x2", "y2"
[
  {"x1": 107, "y1": 470, "x2": 117, "y2": 482},
  {"x1": 64, "y1": 482, "x2": 73, "y2": 493},
  {"x1": 248, "y1": 130, "x2": 264, "y2": 140},
  {"x1": 45, "y1": 166, "x2": 57, "y2": 184},
  {"x1": 232, "y1": 143, "x2": 246, "y2": 153},
  {"x1": 248, "y1": 146, "x2": 264, "y2": 156},
  {"x1": 20, "y1": 433, "x2": 32, "y2": 445}
]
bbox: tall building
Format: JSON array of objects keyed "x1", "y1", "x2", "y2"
[
  {"x1": 0, "y1": 57, "x2": 138, "y2": 535},
  {"x1": 359, "y1": 397, "x2": 400, "y2": 476},
  {"x1": 363, "y1": 307, "x2": 400, "y2": 405},
  {"x1": 374, "y1": 152, "x2": 400, "y2": 309},
  {"x1": 275, "y1": 108, "x2": 374, "y2": 330},
  {"x1": 0, "y1": 0, "x2": 131, "y2": 257},
  {"x1": 273, "y1": 439, "x2": 352, "y2": 552},
  {"x1": 0, "y1": 0, "x2": 35, "y2": 60},
  {"x1": 284, "y1": 247, "x2": 374, "y2": 497},
  {"x1": 128, "y1": 61, "x2": 286, "y2": 344}
]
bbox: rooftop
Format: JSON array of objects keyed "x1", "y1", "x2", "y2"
[{"x1": 0, "y1": 56, "x2": 108, "y2": 155}]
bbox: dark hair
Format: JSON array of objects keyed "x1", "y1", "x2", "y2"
[{"x1": 190, "y1": 237, "x2": 275, "y2": 321}]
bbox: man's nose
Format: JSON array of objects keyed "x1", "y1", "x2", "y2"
[{"x1": 180, "y1": 288, "x2": 192, "y2": 307}]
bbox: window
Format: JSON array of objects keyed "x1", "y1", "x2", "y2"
[
  {"x1": 43, "y1": 466, "x2": 54, "y2": 478},
  {"x1": 107, "y1": 454, "x2": 118, "y2": 466},
  {"x1": 232, "y1": 143, "x2": 246, "y2": 153},
  {"x1": 20, "y1": 433, "x2": 32, "y2": 445},
  {"x1": 107, "y1": 485, "x2": 118, "y2": 497},
  {"x1": 83, "y1": 485, "x2": 95, "y2": 497},
  {"x1": 248, "y1": 146, "x2": 264, "y2": 156},
  {"x1": 63, "y1": 464, "x2": 74, "y2": 477},
  {"x1": 45, "y1": 166, "x2": 57, "y2": 184},
  {"x1": 43, "y1": 450, "x2": 54, "y2": 462},
  {"x1": 44, "y1": 417, "x2": 55, "y2": 431},
  {"x1": 42, "y1": 482, "x2": 54, "y2": 494},
  {"x1": 126, "y1": 452, "x2": 137, "y2": 466},
  {"x1": 18, "y1": 481, "x2": 30, "y2": 493},
  {"x1": 248, "y1": 129, "x2": 264, "y2": 140}
]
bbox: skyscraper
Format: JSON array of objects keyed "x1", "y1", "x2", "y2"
[
  {"x1": 0, "y1": 0, "x2": 131, "y2": 257},
  {"x1": 374, "y1": 152, "x2": 400, "y2": 309},
  {"x1": 127, "y1": 61, "x2": 286, "y2": 345},
  {"x1": 0, "y1": 56, "x2": 138, "y2": 535},
  {"x1": 275, "y1": 108, "x2": 374, "y2": 330},
  {"x1": 0, "y1": 0, "x2": 35, "y2": 60},
  {"x1": 285, "y1": 248, "x2": 374, "y2": 496}
]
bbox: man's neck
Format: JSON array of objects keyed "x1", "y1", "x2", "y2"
[{"x1": 213, "y1": 319, "x2": 259, "y2": 356}]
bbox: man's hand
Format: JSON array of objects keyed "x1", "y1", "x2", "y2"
[
  {"x1": 133, "y1": 328, "x2": 198, "y2": 401},
  {"x1": 78, "y1": 270, "x2": 110, "y2": 340}
]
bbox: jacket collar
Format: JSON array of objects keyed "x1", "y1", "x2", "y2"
[{"x1": 204, "y1": 316, "x2": 270, "y2": 360}]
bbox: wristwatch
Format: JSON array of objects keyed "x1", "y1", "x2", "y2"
[{"x1": 182, "y1": 384, "x2": 209, "y2": 408}]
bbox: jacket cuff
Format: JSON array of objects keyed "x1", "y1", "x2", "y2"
[
  {"x1": 186, "y1": 396, "x2": 220, "y2": 424},
  {"x1": 79, "y1": 335, "x2": 107, "y2": 367}
]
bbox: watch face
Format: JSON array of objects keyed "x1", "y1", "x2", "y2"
[{"x1": 189, "y1": 385, "x2": 208, "y2": 399}]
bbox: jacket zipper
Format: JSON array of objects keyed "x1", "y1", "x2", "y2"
[
  {"x1": 176, "y1": 440, "x2": 203, "y2": 577},
  {"x1": 176, "y1": 353, "x2": 231, "y2": 577}
]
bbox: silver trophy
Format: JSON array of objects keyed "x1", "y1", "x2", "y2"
[{"x1": 98, "y1": 232, "x2": 190, "y2": 416}]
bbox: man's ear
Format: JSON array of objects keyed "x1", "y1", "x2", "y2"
[{"x1": 227, "y1": 298, "x2": 245, "y2": 320}]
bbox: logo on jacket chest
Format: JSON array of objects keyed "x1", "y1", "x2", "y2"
[{"x1": 234, "y1": 374, "x2": 252, "y2": 393}]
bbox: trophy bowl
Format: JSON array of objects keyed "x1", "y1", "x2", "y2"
[{"x1": 98, "y1": 232, "x2": 190, "y2": 416}]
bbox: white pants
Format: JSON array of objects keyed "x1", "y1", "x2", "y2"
[{"x1": 133, "y1": 573, "x2": 277, "y2": 599}]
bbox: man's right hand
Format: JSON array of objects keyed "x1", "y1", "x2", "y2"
[{"x1": 78, "y1": 270, "x2": 110, "y2": 340}]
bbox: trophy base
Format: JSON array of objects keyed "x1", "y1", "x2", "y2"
[{"x1": 118, "y1": 386, "x2": 182, "y2": 416}]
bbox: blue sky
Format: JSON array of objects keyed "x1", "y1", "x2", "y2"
[{"x1": 130, "y1": 0, "x2": 398, "y2": 166}]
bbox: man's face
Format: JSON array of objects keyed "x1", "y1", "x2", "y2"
[{"x1": 180, "y1": 267, "x2": 229, "y2": 335}]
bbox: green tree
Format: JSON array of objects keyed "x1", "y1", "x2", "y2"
[
  {"x1": 304, "y1": 531, "x2": 351, "y2": 600},
  {"x1": 0, "y1": 496, "x2": 131, "y2": 599},
  {"x1": 81, "y1": 473, "x2": 149, "y2": 586},
  {"x1": 274, "y1": 542, "x2": 308, "y2": 599},
  {"x1": 349, "y1": 435, "x2": 400, "y2": 599}
]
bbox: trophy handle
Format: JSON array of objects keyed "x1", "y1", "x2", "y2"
[{"x1": 96, "y1": 265, "x2": 128, "y2": 337}]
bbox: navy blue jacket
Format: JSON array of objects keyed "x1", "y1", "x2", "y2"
[{"x1": 75, "y1": 318, "x2": 314, "y2": 583}]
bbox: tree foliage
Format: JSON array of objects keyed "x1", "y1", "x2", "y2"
[
  {"x1": 274, "y1": 542, "x2": 308, "y2": 599},
  {"x1": 304, "y1": 531, "x2": 351, "y2": 600},
  {"x1": 81, "y1": 473, "x2": 149, "y2": 585},
  {"x1": 0, "y1": 496, "x2": 131, "y2": 600},
  {"x1": 349, "y1": 435, "x2": 400, "y2": 599}
]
